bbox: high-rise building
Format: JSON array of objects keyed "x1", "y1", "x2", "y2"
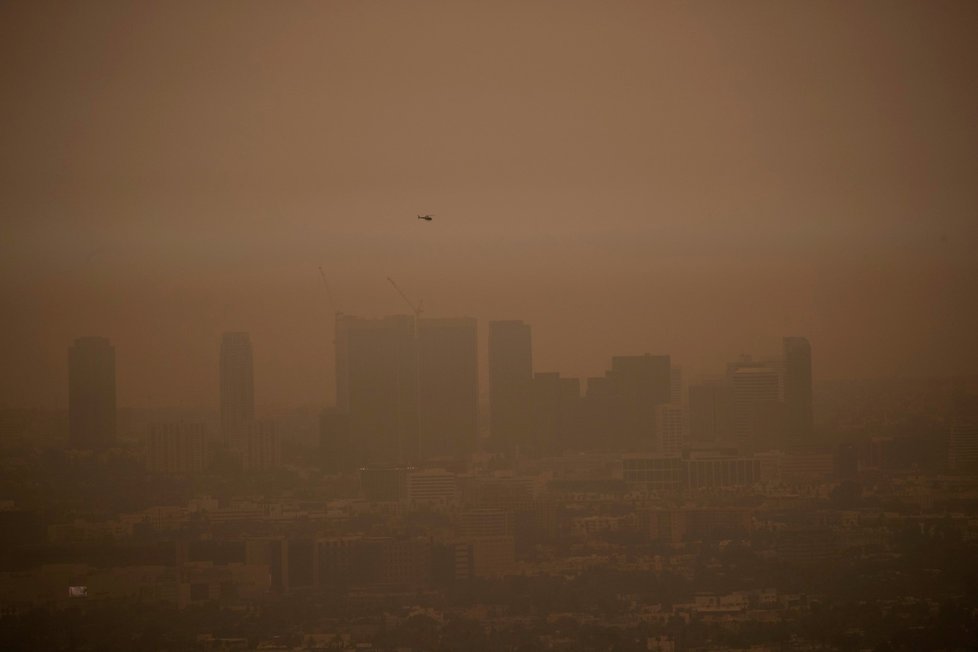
[
  {"x1": 607, "y1": 354, "x2": 672, "y2": 449},
  {"x1": 219, "y1": 332, "x2": 254, "y2": 448},
  {"x1": 728, "y1": 358, "x2": 783, "y2": 452},
  {"x1": 244, "y1": 419, "x2": 281, "y2": 471},
  {"x1": 339, "y1": 315, "x2": 418, "y2": 465},
  {"x1": 418, "y1": 317, "x2": 478, "y2": 459},
  {"x1": 655, "y1": 404, "x2": 686, "y2": 455},
  {"x1": 578, "y1": 376, "x2": 628, "y2": 451},
  {"x1": 783, "y1": 337, "x2": 813, "y2": 440},
  {"x1": 670, "y1": 366, "x2": 683, "y2": 406},
  {"x1": 525, "y1": 372, "x2": 580, "y2": 456},
  {"x1": 488, "y1": 320, "x2": 532, "y2": 456},
  {"x1": 688, "y1": 379, "x2": 730, "y2": 445},
  {"x1": 68, "y1": 336, "x2": 116, "y2": 450},
  {"x1": 147, "y1": 422, "x2": 208, "y2": 473}
]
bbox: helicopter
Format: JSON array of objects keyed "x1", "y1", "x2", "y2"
[{"x1": 417, "y1": 214, "x2": 433, "y2": 221}]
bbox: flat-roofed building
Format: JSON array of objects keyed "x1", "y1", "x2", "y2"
[
  {"x1": 406, "y1": 468, "x2": 458, "y2": 506},
  {"x1": 418, "y1": 317, "x2": 478, "y2": 460},
  {"x1": 488, "y1": 320, "x2": 532, "y2": 456},
  {"x1": 338, "y1": 315, "x2": 418, "y2": 465}
]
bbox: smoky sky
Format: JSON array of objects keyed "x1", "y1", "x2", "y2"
[{"x1": 1, "y1": 1, "x2": 976, "y2": 409}]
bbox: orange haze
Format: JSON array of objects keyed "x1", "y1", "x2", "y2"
[{"x1": 1, "y1": 1, "x2": 976, "y2": 408}]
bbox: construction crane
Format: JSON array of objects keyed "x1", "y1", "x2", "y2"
[
  {"x1": 318, "y1": 266, "x2": 341, "y2": 317},
  {"x1": 387, "y1": 276, "x2": 423, "y2": 323}
]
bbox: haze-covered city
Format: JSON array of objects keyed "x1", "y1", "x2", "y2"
[{"x1": 2, "y1": 2, "x2": 977, "y2": 651}]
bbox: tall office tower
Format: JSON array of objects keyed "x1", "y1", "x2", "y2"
[
  {"x1": 488, "y1": 320, "x2": 532, "y2": 456},
  {"x1": 244, "y1": 420, "x2": 281, "y2": 471},
  {"x1": 418, "y1": 318, "x2": 478, "y2": 460},
  {"x1": 728, "y1": 358, "x2": 783, "y2": 452},
  {"x1": 147, "y1": 422, "x2": 208, "y2": 474},
  {"x1": 655, "y1": 404, "x2": 686, "y2": 455},
  {"x1": 340, "y1": 315, "x2": 418, "y2": 465},
  {"x1": 688, "y1": 379, "x2": 730, "y2": 445},
  {"x1": 607, "y1": 354, "x2": 672, "y2": 449},
  {"x1": 68, "y1": 336, "x2": 117, "y2": 450},
  {"x1": 578, "y1": 375, "x2": 627, "y2": 451},
  {"x1": 525, "y1": 372, "x2": 580, "y2": 456},
  {"x1": 670, "y1": 366, "x2": 683, "y2": 406},
  {"x1": 783, "y1": 337, "x2": 813, "y2": 440},
  {"x1": 220, "y1": 332, "x2": 255, "y2": 448}
]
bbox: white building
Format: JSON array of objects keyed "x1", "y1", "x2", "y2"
[{"x1": 405, "y1": 469, "x2": 458, "y2": 506}]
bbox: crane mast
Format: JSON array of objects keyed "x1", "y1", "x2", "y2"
[
  {"x1": 386, "y1": 276, "x2": 423, "y2": 322},
  {"x1": 318, "y1": 266, "x2": 340, "y2": 316}
]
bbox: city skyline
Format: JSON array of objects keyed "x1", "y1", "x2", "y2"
[
  {"x1": 36, "y1": 317, "x2": 978, "y2": 414},
  {"x1": 8, "y1": 281, "x2": 975, "y2": 411},
  {"x1": 1, "y1": 2, "x2": 977, "y2": 647},
  {"x1": 63, "y1": 318, "x2": 815, "y2": 463},
  {"x1": 2, "y1": 1, "x2": 977, "y2": 409},
  {"x1": 56, "y1": 320, "x2": 818, "y2": 413}
]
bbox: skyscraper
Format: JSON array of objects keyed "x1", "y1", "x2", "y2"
[
  {"x1": 488, "y1": 320, "x2": 532, "y2": 456},
  {"x1": 688, "y1": 379, "x2": 730, "y2": 445},
  {"x1": 525, "y1": 372, "x2": 580, "y2": 456},
  {"x1": 728, "y1": 358, "x2": 782, "y2": 452},
  {"x1": 68, "y1": 336, "x2": 116, "y2": 450},
  {"x1": 783, "y1": 337, "x2": 813, "y2": 440},
  {"x1": 608, "y1": 354, "x2": 672, "y2": 449},
  {"x1": 339, "y1": 315, "x2": 418, "y2": 465},
  {"x1": 655, "y1": 404, "x2": 686, "y2": 455},
  {"x1": 418, "y1": 317, "x2": 478, "y2": 460},
  {"x1": 220, "y1": 332, "x2": 255, "y2": 448},
  {"x1": 670, "y1": 366, "x2": 683, "y2": 406},
  {"x1": 244, "y1": 419, "x2": 282, "y2": 471}
]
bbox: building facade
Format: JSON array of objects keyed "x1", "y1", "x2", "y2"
[
  {"x1": 418, "y1": 317, "x2": 478, "y2": 459},
  {"x1": 339, "y1": 315, "x2": 419, "y2": 465},
  {"x1": 488, "y1": 320, "x2": 533, "y2": 456},
  {"x1": 727, "y1": 359, "x2": 783, "y2": 452}
]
